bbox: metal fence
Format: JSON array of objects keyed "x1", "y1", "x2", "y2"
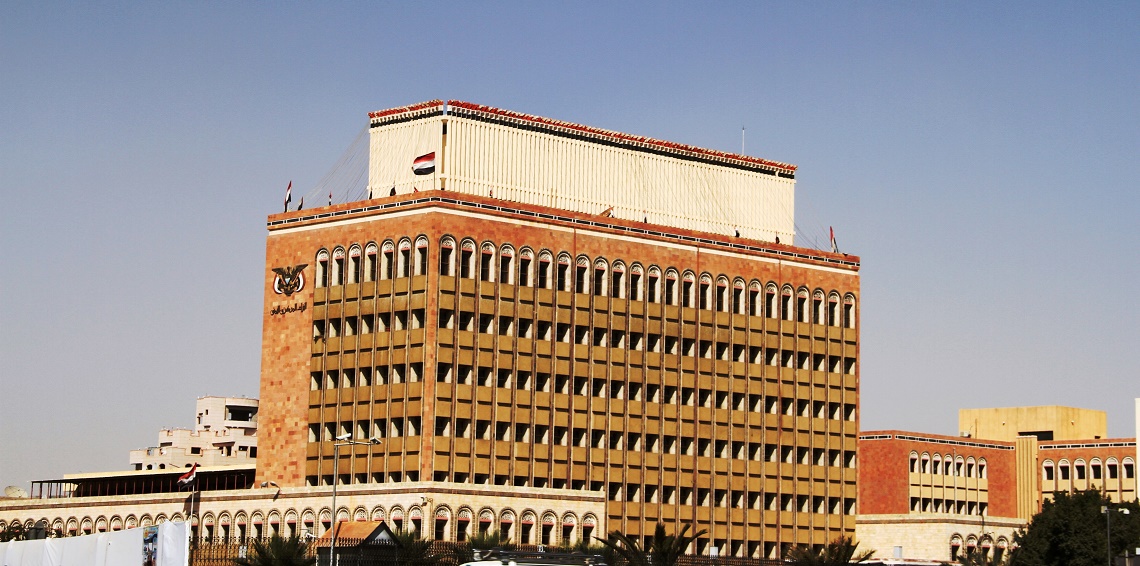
[{"x1": 187, "y1": 538, "x2": 784, "y2": 566}]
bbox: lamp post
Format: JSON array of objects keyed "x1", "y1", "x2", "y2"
[
  {"x1": 330, "y1": 434, "x2": 382, "y2": 566},
  {"x1": 1102, "y1": 505, "x2": 1130, "y2": 566}
]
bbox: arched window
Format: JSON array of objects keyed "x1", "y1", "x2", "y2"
[
  {"x1": 921, "y1": 453, "x2": 931, "y2": 474},
  {"x1": 796, "y1": 288, "x2": 810, "y2": 322},
  {"x1": 909, "y1": 452, "x2": 920, "y2": 473},
  {"x1": 593, "y1": 258, "x2": 608, "y2": 297},
  {"x1": 781, "y1": 285, "x2": 794, "y2": 320},
  {"x1": 1074, "y1": 458, "x2": 1087, "y2": 482},
  {"x1": 381, "y1": 241, "x2": 395, "y2": 279},
  {"x1": 1042, "y1": 459, "x2": 1055, "y2": 481},
  {"x1": 415, "y1": 237, "x2": 429, "y2": 276},
  {"x1": 629, "y1": 264, "x2": 643, "y2": 301},
  {"x1": 575, "y1": 256, "x2": 590, "y2": 294},
  {"x1": 1058, "y1": 459, "x2": 1071, "y2": 481},
  {"x1": 748, "y1": 281, "x2": 762, "y2": 316},
  {"x1": 364, "y1": 243, "x2": 378, "y2": 282},
  {"x1": 1123, "y1": 457, "x2": 1134, "y2": 479},
  {"x1": 331, "y1": 248, "x2": 346, "y2": 286},
  {"x1": 715, "y1": 276, "x2": 729, "y2": 312},
  {"x1": 731, "y1": 279, "x2": 745, "y2": 314},
  {"x1": 459, "y1": 239, "x2": 476, "y2": 279},
  {"x1": 698, "y1": 274, "x2": 712, "y2": 309},
  {"x1": 682, "y1": 272, "x2": 696, "y2": 308},
  {"x1": 978, "y1": 458, "x2": 987, "y2": 479},
  {"x1": 1106, "y1": 457, "x2": 1120, "y2": 480},
  {"x1": 828, "y1": 292, "x2": 841, "y2": 326},
  {"x1": 664, "y1": 269, "x2": 679, "y2": 305},
  {"x1": 844, "y1": 294, "x2": 857, "y2": 328},
  {"x1": 439, "y1": 237, "x2": 456, "y2": 276},
  {"x1": 398, "y1": 239, "x2": 412, "y2": 278},
  {"x1": 499, "y1": 245, "x2": 515, "y2": 285},
  {"x1": 966, "y1": 457, "x2": 976, "y2": 478},
  {"x1": 537, "y1": 250, "x2": 553, "y2": 289},
  {"x1": 648, "y1": 267, "x2": 662, "y2": 303},
  {"x1": 479, "y1": 242, "x2": 495, "y2": 282},
  {"x1": 765, "y1": 283, "x2": 778, "y2": 318},
  {"x1": 1091, "y1": 458, "x2": 1103, "y2": 481},
  {"x1": 812, "y1": 290, "x2": 825, "y2": 324},
  {"x1": 316, "y1": 250, "x2": 330, "y2": 288},
  {"x1": 932, "y1": 454, "x2": 942, "y2": 475},
  {"x1": 556, "y1": 253, "x2": 572, "y2": 291},
  {"x1": 518, "y1": 248, "x2": 534, "y2": 287},
  {"x1": 347, "y1": 245, "x2": 362, "y2": 284},
  {"x1": 611, "y1": 261, "x2": 626, "y2": 299}
]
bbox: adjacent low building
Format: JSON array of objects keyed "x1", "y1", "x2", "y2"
[
  {"x1": 129, "y1": 397, "x2": 259, "y2": 471},
  {"x1": 857, "y1": 404, "x2": 1139, "y2": 563}
]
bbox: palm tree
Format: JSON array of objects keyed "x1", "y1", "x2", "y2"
[
  {"x1": 785, "y1": 536, "x2": 874, "y2": 566},
  {"x1": 392, "y1": 530, "x2": 441, "y2": 566},
  {"x1": 596, "y1": 523, "x2": 707, "y2": 566},
  {"x1": 448, "y1": 529, "x2": 511, "y2": 566},
  {"x1": 233, "y1": 535, "x2": 316, "y2": 566}
]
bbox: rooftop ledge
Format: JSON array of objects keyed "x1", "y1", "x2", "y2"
[{"x1": 267, "y1": 190, "x2": 860, "y2": 270}]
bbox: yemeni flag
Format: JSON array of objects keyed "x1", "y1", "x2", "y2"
[
  {"x1": 283, "y1": 181, "x2": 292, "y2": 212},
  {"x1": 412, "y1": 152, "x2": 436, "y2": 175},
  {"x1": 830, "y1": 226, "x2": 839, "y2": 254},
  {"x1": 178, "y1": 463, "x2": 199, "y2": 489}
]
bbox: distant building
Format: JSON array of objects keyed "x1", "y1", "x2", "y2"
[
  {"x1": 857, "y1": 404, "x2": 1138, "y2": 563},
  {"x1": 129, "y1": 397, "x2": 258, "y2": 471}
]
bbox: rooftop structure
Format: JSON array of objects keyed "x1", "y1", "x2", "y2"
[
  {"x1": 367, "y1": 100, "x2": 798, "y2": 243},
  {"x1": 129, "y1": 396, "x2": 258, "y2": 471}
]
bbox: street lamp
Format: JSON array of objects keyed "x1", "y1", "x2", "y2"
[
  {"x1": 1102, "y1": 505, "x2": 1130, "y2": 566},
  {"x1": 330, "y1": 434, "x2": 382, "y2": 566}
]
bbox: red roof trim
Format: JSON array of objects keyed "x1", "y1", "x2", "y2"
[
  {"x1": 446, "y1": 100, "x2": 796, "y2": 173},
  {"x1": 368, "y1": 100, "x2": 444, "y2": 120}
]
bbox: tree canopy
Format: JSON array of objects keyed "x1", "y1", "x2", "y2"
[{"x1": 1010, "y1": 489, "x2": 1140, "y2": 566}]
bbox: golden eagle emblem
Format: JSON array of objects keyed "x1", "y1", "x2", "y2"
[{"x1": 272, "y1": 264, "x2": 307, "y2": 297}]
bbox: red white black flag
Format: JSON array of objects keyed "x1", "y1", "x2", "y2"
[
  {"x1": 283, "y1": 181, "x2": 292, "y2": 213},
  {"x1": 830, "y1": 226, "x2": 839, "y2": 254},
  {"x1": 178, "y1": 463, "x2": 199, "y2": 489},
  {"x1": 412, "y1": 152, "x2": 436, "y2": 175}
]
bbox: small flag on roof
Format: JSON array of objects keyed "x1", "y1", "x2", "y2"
[
  {"x1": 178, "y1": 463, "x2": 198, "y2": 489},
  {"x1": 283, "y1": 181, "x2": 292, "y2": 213},
  {"x1": 830, "y1": 226, "x2": 839, "y2": 254},
  {"x1": 412, "y1": 152, "x2": 436, "y2": 175}
]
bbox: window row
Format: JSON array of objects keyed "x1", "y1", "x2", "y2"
[
  {"x1": 437, "y1": 237, "x2": 857, "y2": 327},
  {"x1": 312, "y1": 310, "x2": 427, "y2": 339},
  {"x1": 909, "y1": 452, "x2": 988, "y2": 478},
  {"x1": 314, "y1": 237, "x2": 430, "y2": 287},
  {"x1": 310, "y1": 366, "x2": 855, "y2": 421},
  {"x1": 911, "y1": 498, "x2": 989, "y2": 516},
  {"x1": 1042, "y1": 457, "x2": 1135, "y2": 481}
]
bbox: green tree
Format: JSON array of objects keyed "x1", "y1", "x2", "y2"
[
  {"x1": 233, "y1": 535, "x2": 316, "y2": 566},
  {"x1": 785, "y1": 536, "x2": 874, "y2": 566},
  {"x1": 1010, "y1": 489, "x2": 1140, "y2": 566},
  {"x1": 596, "y1": 523, "x2": 707, "y2": 566}
]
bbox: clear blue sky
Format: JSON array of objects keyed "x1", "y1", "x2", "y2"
[{"x1": 2, "y1": 2, "x2": 1137, "y2": 490}]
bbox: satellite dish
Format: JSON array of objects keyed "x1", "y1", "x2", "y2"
[{"x1": 4, "y1": 486, "x2": 29, "y2": 498}]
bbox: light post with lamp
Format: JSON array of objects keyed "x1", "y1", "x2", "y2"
[
  {"x1": 330, "y1": 434, "x2": 382, "y2": 566},
  {"x1": 1102, "y1": 505, "x2": 1130, "y2": 566}
]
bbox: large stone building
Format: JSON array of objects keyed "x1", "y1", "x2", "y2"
[
  {"x1": 857, "y1": 405, "x2": 1139, "y2": 563},
  {"x1": 2, "y1": 101, "x2": 860, "y2": 559}
]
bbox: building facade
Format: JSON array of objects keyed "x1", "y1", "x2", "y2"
[
  {"x1": 256, "y1": 101, "x2": 862, "y2": 558},
  {"x1": 129, "y1": 397, "x2": 259, "y2": 471},
  {"x1": 1, "y1": 101, "x2": 860, "y2": 559}
]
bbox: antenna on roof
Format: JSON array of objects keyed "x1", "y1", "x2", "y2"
[{"x1": 741, "y1": 126, "x2": 745, "y2": 154}]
